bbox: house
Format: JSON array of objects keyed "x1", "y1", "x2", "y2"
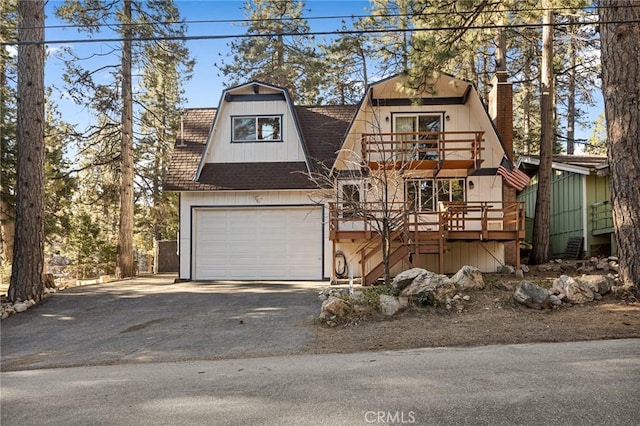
[
  {"x1": 164, "y1": 73, "x2": 525, "y2": 283},
  {"x1": 517, "y1": 155, "x2": 614, "y2": 259}
]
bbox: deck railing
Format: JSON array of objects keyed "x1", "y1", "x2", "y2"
[
  {"x1": 591, "y1": 201, "x2": 613, "y2": 235},
  {"x1": 360, "y1": 131, "x2": 484, "y2": 169},
  {"x1": 328, "y1": 201, "x2": 408, "y2": 235},
  {"x1": 329, "y1": 201, "x2": 525, "y2": 236}
]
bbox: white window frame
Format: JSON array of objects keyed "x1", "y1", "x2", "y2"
[
  {"x1": 393, "y1": 113, "x2": 444, "y2": 160},
  {"x1": 406, "y1": 178, "x2": 466, "y2": 212},
  {"x1": 231, "y1": 115, "x2": 282, "y2": 142}
]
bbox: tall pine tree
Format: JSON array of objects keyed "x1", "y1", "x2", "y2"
[
  {"x1": 9, "y1": 0, "x2": 46, "y2": 302},
  {"x1": 55, "y1": 0, "x2": 193, "y2": 277},
  {"x1": 216, "y1": 0, "x2": 322, "y2": 104}
]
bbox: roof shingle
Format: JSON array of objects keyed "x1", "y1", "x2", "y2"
[{"x1": 165, "y1": 104, "x2": 356, "y2": 192}]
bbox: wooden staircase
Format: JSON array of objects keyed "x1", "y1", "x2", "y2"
[
  {"x1": 361, "y1": 244, "x2": 411, "y2": 286},
  {"x1": 358, "y1": 218, "x2": 447, "y2": 285}
]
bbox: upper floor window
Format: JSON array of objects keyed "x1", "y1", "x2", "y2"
[
  {"x1": 393, "y1": 113, "x2": 443, "y2": 160},
  {"x1": 232, "y1": 115, "x2": 282, "y2": 142}
]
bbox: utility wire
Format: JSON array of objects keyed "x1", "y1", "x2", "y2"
[
  {"x1": 2, "y1": 4, "x2": 626, "y2": 32},
  {"x1": 4, "y1": 18, "x2": 631, "y2": 47}
]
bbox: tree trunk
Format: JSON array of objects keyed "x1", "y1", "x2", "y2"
[
  {"x1": 117, "y1": 0, "x2": 135, "y2": 278},
  {"x1": 523, "y1": 48, "x2": 532, "y2": 155},
  {"x1": 0, "y1": 5, "x2": 15, "y2": 264},
  {"x1": 599, "y1": 0, "x2": 640, "y2": 290},
  {"x1": 566, "y1": 16, "x2": 576, "y2": 155},
  {"x1": 530, "y1": 2, "x2": 554, "y2": 265},
  {"x1": 8, "y1": 0, "x2": 45, "y2": 302}
]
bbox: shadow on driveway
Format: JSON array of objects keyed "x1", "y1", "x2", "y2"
[{"x1": 0, "y1": 274, "x2": 327, "y2": 371}]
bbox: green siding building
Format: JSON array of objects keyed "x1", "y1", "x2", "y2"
[{"x1": 517, "y1": 155, "x2": 614, "y2": 259}]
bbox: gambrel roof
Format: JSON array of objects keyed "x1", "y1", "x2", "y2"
[
  {"x1": 164, "y1": 104, "x2": 356, "y2": 191},
  {"x1": 165, "y1": 72, "x2": 512, "y2": 192},
  {"x1": 164, "y1": 108, "x2": 217, "y2": 191}
]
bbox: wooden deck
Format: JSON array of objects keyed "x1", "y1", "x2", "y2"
[{"x1": 329, "y1": 201, "x2": 525, "y2": 285}]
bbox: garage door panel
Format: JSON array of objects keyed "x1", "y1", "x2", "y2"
[{"x1": 193, "y1": 206, "x2": 322, "y2": 280}]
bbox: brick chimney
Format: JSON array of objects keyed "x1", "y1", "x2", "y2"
[
  {"x1": 488, "y1": 71, "x2": 514, "y2": 160},
  {"x1": 489, "y1": 71, "x2": 518, "y2": 266}
]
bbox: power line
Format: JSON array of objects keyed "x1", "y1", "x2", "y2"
[
  {"x1": 3, "y1": 3, "x2": 627, "y2": 33},
  {"x1": 4, "y1": 18, "x2": 630, "y2": 47}
]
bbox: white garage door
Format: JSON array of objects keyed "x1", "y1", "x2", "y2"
[{"x1": 193, "y1": 206, "x2": 323, "y2": 280}]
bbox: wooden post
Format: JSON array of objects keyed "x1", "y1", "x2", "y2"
[{"x1": 331, "y1": 240, "x2": 336, "y2": 284}]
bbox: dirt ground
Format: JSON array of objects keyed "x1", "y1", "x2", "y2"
[{"x1": 307, "y1": 273, "x2": 640, "y2": 354}]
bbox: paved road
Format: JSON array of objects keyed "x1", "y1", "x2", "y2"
[
  {"x1": 1, "y1": 275, "x2": 325, "y2": 371},
  {"x1": 2, "y1": 339, "x2": 639, "y2": 425}
]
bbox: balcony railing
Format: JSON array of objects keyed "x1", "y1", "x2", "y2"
[
  {"x1": 591, "y1": 201, "x2": 613, "y2": 235},
  {"x1": 329, "y1": 201, "x2": 525, "y2": 240},
  {"x1": 361, "y1": 131, "x2": 484, "y2": 171}
]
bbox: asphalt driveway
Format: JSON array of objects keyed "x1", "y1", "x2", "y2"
[{"x1": 0, "y1": 274, "x2": 327, "y2": 371}]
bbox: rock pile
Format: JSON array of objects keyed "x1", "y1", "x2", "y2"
[
  {"x1": 318, "y1": 265, "x2": 481, "y2": 323},
  {"x1": 319, "y1": 263, "x2": 622, "y2": 322},
  {"x1": 513, "y1": 274, "x2": 614, "y2": 310},
  {"x1": 1, "y1": 297, "x2": 42, "y2": 319},
  {"x1": 533, "y1": 256, "x2": 620, "y2": 275},
  {"x1": 1, "y1": 273, "x2": 59, "y2": 319}
]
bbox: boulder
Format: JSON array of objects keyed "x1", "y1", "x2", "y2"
[
  {"x1": 13, "y1": 302, "x2": 28, "y2": 313},
  {"x1": 577, "y1": 265, "x2": 596, "y2": 274},
  {"x1": 379, "y1": 295, "x2": 408, "y2": 316},
  {"x1": 498, "y1": 265, "x2": 515, "y2": 274},
  {"x1": 391, "y1": 268, "x2": 427, "y2": 292},
  {"x1": 521, "y1": 264, "x2": 530, "y2": 273},
  {"x1": 549, "y1": 294, "x2": 562, "y2": 306},
  {"x1": 319, "y1": 296, "x2": 351, "y2": 319},
  {"x1": 537, "y1": 264, "x2": 553, "y2": 272},
  {"x1": 318, "y1": 287, "x2": 348, "y2": 301},
  {"x1": 400, "y1": 271, "x2": 457, "y2": 305},
  {"x1": 552, "y1": 275, "x2": 594, "y2": 304},
  {"x1": 513, "y1": 281, "x2": 551, "y2": 309},
  {"x1": 575, "y1": 274, "x2": 612, "y2": 295},
  {"x1": 451, "y1": 265, "x2": 485, "y2": 290}
]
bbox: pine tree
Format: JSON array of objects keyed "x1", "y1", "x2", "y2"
[
  {"x1": 584, "y1": 113, "x2": 606, "y2": 155},
  {"x1": 599, "y1": 0, "x2": 640, "y2": 290},
  {"x1": 530, "y1": 0, "x2": 555, "y2": 265},
  {"x1": 8, "y1": 0, "x2": 46, "y2": 303},
  {"x1": 361, "y1": 0, "x2": 414, "y2": 76},
  {"x1": 216, "y1": 0, "x2": 323, "y2": 104},
  {"x1": 135, "y1": 0, "x2": 193, "y2": 263},
  {"x1": 319, "y1": 19, "x2": 372, "y2": 105},
  {"x1": 0, "y1": 0, "x2": 17, "y2": 265},
  {"x1": 55, "y1": 0, "x2": 193, "y2": 277}
]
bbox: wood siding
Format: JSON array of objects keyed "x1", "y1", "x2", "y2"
[
  {"x1": 204, "y1": 89, "x2": 306, "y2": 164},
  {"x1": 519, "y1": 171, "x2": 614, "y2": 258}
]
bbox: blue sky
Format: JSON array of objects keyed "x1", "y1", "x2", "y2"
[
  {"x1": 43, "y1": 0, "x2": 372, "y2": 126},
  {"x1": 40, "y1": 0, "x2": 601, "y2": 146}
]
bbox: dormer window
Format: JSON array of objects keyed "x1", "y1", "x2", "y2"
[{"x1": 232, "y1": 115, "x2": 282, "y2": 142}]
